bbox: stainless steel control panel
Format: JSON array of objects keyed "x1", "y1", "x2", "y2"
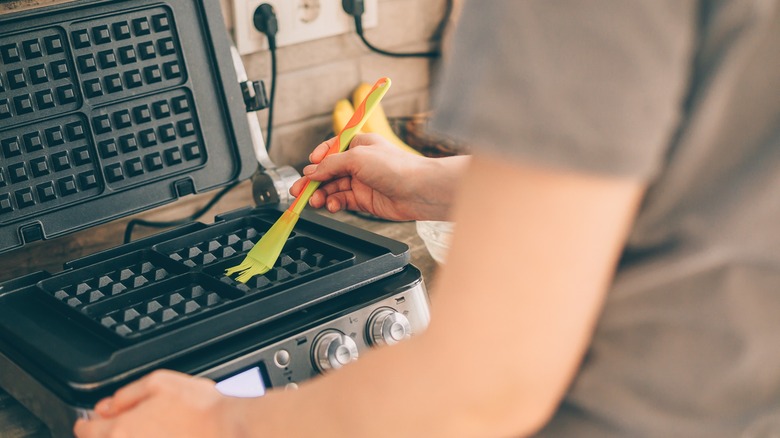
[
  {"x1": 201, "y1": 282, "x2": 430, "y2": 393},
  {"x1": 0, "y1": 273, "x2": 429, "y2": 437}
]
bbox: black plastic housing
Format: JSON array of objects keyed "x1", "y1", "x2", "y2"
[
  {"x1": 0, "y1": 207, "x2": 410, "y2": 387},
  {"x1": 0, "y1": 0, "x2": 257, "y2": 253}
]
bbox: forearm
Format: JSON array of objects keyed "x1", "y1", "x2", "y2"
[
  {"x1": 235, "y1": 321, "x2": 542, "y2": 438},
  {"x1": 231, "y1": 154, "x2": 642, "y2": 438},
  {"x1": 408, "y1": 155, "x2": 471, "y2": 221}
]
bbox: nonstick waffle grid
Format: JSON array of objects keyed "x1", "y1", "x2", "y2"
[
  {"x1": 0, "y1": 206, "x2": 410, "y2": 382},
  {"x1": 0, "y1": 2, "x2": 232, "y2": 250},
  {"x1": 36, "y1": 218, "x2": 355, "y2": 340},
  {"x1": 0, "y1": 115, "x2": 101, "y2": 218},
  {"x1": 0, "y1": 7, "x2": 194, "y2": 223},
  {"x1": 89, "y1": 274, "x2": 241, "y2": 338},
  {"x1": 69, "y1": 8, "x2": 185, "y2": 105},
  {"x1": 94, "y1": 89, "x2": 205, "y2": 190}
]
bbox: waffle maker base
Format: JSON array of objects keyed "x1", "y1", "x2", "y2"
[
  {"x1": 0, "y1": 207, "x2": 431, "y2": 438},
  {"x1": 0, "y1": 2, "x2": 431, "y2": 436}
]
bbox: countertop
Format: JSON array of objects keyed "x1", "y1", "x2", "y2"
[{"x1": 0, "y1": 181, "x2": 438, "y2": 437}]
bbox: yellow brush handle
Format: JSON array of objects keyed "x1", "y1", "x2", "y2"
[{"x1": 291, "y1": 77, "x2": 392, "y2": 215}]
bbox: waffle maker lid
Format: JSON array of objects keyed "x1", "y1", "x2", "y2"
[{"x1": 0, "y1": 0, "x2": 257, "y2": 254}]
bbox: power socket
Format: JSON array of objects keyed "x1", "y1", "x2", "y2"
[{"x1": 233, "y1": 0, "x2": 378, "y2": 54}]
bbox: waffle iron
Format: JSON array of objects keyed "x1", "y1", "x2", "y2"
[{"x1": 0, "y1": 1, "x2": 430, "y2": 436}]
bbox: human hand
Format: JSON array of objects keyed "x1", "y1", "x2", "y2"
[
  {"x1": 73, "y1": 370, "x2": 243, "y2": 438},
  {"x1": 291, "y1": 133, "x2": 466, "y2": 221}
]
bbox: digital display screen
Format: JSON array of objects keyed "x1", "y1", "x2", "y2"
[{"x1": 215, "y1": 365, "x2": 269, "y2": 398}]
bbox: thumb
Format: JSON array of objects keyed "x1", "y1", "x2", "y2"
[{"x1": 349, "y1": 133, "x2": 384, "y2": 149}]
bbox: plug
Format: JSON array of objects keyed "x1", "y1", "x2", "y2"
[
  {"x1": 251, "y1": 3, "x2": 279, "y2": 153},
  {"x1": 253, "y1": 3, "x2": 279, "y2": 48},
  {"x1": 342, "y1": 0, "x2": 365, "y2": 16},
  {"x1": 341, "y1": 0, "x2": 365, "y2": 33}
]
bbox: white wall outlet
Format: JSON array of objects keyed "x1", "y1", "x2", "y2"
[{"x1": 233, "y1": 0, "x2": 378, "y2": 54}]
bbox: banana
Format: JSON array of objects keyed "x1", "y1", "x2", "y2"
[
  {"x1": 332, "y1": 99, "x2": 355, "y2": 135},
  {"x1": 352, "y1": 83, "x2": 422, "y2": 155}
]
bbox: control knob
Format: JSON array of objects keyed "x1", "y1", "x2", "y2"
[
  {"x1": 312, "y1": 330, "x2": 359, "y2": 373},
  {"x1": 367, "y1": 308, "x2": 412, "y2": 347}
]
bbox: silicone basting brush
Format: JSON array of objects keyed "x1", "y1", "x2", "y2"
[{"x1": 225, "y1": 77, "x2": 392, "y2": 283}]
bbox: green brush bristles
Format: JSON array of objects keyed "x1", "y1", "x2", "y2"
[
  {"x1": 225, "y1": 210, "x2": 300, "y2": 283},
  {"x1": 224, "y1": 257, "x2": 273, "y2": 283}
]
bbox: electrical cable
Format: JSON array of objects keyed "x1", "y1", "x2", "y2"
[
  {"x1": 343, "y1": 0, "x2": 454, "y2": 58},
  {"x1": 124, "y1": 5, "x2": 280, "y2": 244},
  {"x1": 266, "y1": 42, "x2": 277, "y2": 151},
  {"x1": 123, "y1": 181, "x2": 240, "y2": 244},
  {"x1": 355, "y1": 25, "x2": 435, "y2": 58},
  {"x1": 254, "y1": 3, "x2": 278, "y2": 153}
]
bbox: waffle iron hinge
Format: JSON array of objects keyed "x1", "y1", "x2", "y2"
[{"x1": 229, "y1": 46, "x2": 300, "y2": 209}]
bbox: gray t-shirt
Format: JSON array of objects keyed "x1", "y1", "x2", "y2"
[{"x1": 432, "y1": 1, "x2": 780, "y2": 436}]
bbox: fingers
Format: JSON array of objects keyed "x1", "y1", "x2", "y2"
[
  {"x1": 95, "y1": 370, "x2": 180, "y2": 418},
  {"x1": 303, "y1": 133, "x2": 387, "y2": 184},
  {"x1": 308, "y1": 177, "x2": 352, "y2": 208},
  {"x1": 319, "y1": 177, "x2": 353, "y2": 195},
  {"x1": 292, "y1": 149, "x2": 353, "y2": 200},
  {"x1": 93, "y1": 397, "x2": 114, "y2": 417},
  {"x1": 324, "y1": 192, "x2": 351, "y2": 213},
  {"x1": 292, "y1": 133, "x2": 384, "y2": 205},
  {"x1": 289, "y1": 175, "x2": 310, "y2": 198},
  {"x1": 314, "y1": 179, "x2": 361, "y2": 213},
  {"x1": 350, "y1": 133, "x2": 384, "y2": 149},
  {"x1": 307, "y1": 153, "x2": 357, "y2": 183},
  {"x1": 312, "y1": 191, "x2": 350, "y2": 213},
  {"x1": 74, "y1": 417, "x2": 114, "y2": 438},
  {"x1": 306, "y1": 186, "x2": 326, "y2": 209},
  {"x1": 308, "y1": 137, "x2": 337, "y2": 164},
  {"x1": 289, "y1": 174, "x2": 339, "y2": 205},
  {"x1": 290, "y1": 171, "x2": 350, "y2": 204}
]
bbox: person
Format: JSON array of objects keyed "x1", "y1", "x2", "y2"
[{"x1": 75, "y1": 1, "x2": 780, "y2": 437}]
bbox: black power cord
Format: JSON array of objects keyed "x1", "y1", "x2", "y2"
[
  {"x1": 123, "y1": 181, "x2": 240, "y2": 244},
  {"x1": 254, "y1": 3, "x2": 278, "y2": 153},
  {"x1": 342, "y1": 0, "x2": 454, "y2": 58},
  {"x1": 124, "y1": 5, "x2": 280, "y2": 244}
]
